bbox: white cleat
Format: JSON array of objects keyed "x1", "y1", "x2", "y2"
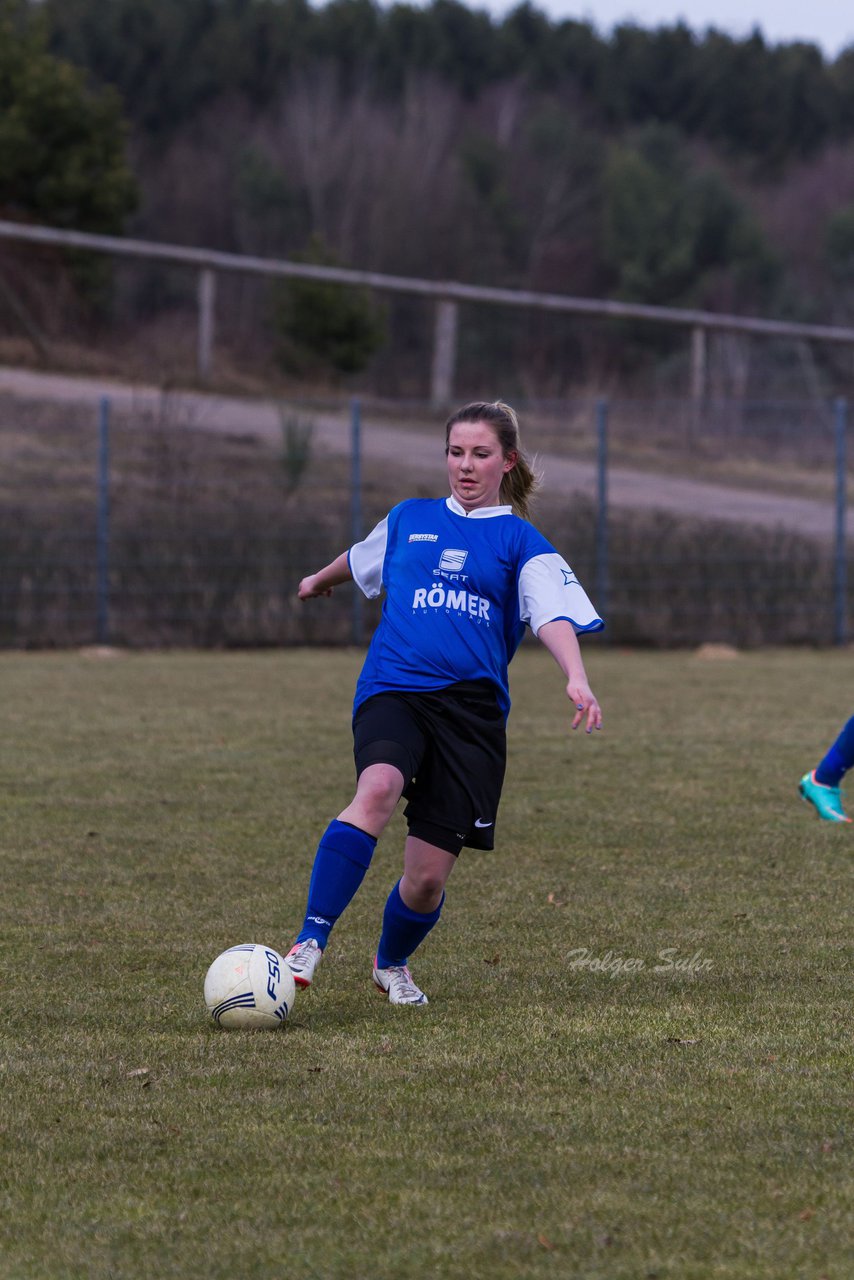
[
  {"x1": 286, "y1": 939, "x2": 323, "y2": 988},
  {"x1": 372, "y1": 955, "x2": 428, "y2": 1005}
]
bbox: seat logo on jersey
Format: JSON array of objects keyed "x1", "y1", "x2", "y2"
[
  {"x1": 410, "y1": 546, "x2": 490, "y2": 622},
  {"x1": 439, "y1": 548, "x2": 468, "y2": 573}
]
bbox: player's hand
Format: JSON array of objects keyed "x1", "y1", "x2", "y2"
[
  {"x1": 298, "y1": 574, "x2": 333, "y2": 600},
  {"x1": 567, "y1": 680, "x2": 602, "y2": 734}
]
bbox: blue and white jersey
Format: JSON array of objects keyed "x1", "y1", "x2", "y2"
[{"x1": 348, "y1": 495, "x2": 603, "y2": 718}]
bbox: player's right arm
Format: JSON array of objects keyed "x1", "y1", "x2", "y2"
[
  {"x1": 300, "y1": 511, "x2": 391, "y2": 602},
  {"x1": 298, "y1": 551, "x2": 353, "y2": 600}
]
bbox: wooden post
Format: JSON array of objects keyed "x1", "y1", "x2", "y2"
[
  {"x1": 0, "y1": 271, "x2": 50, "y2": 363},
  {"x1": 690, "y1": 325, "x2": 707, "y2": 444},
  {"x1": 430, "y1": 298, "x2": 458, "y2": 411},
  {"x1": 197, "y1": 267, "x2": 216, "y2": 382}
]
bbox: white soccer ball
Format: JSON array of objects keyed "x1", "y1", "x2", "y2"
[{"x1": 204, "y1": 943, "x2": 296, "y2": 1030}]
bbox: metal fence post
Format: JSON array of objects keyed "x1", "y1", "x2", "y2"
[
  {"x1": 96, "y1": 397, "x2": 111, "y2": 645},
  {"x1": 595, "y1": 398, "x2": 609, "y2": 629},
  {"x1": 834, "y1": 397, "x2": 847, "y2": 646},
  {"x1": 351, "y1": 397, "x2": 363, "y2": 646}
]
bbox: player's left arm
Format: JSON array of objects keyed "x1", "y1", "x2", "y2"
[
  {"x1": 517, "y1": 547, "x2": 603, "y2": 733},
  {"x1": 536, "y1": 619, "x2": 602, "y2": 733}
]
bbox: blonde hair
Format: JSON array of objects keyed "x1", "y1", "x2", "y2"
[{"x1": 444, "y1": 400, "x2": 540, "y2": 520}]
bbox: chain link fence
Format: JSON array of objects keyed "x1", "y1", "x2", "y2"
[{"x1": 0, "y1": 384, "x2": 848, "y2": 651}]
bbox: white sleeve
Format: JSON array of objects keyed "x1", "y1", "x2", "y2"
[
  {"x1": 348, "y1": 516, "x2": 389, "y2": 599},
  {"x1": 518, "y1": 553, "x2": 604, "y2": 635}
]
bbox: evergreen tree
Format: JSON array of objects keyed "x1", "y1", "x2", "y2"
[
  {"x1": 602, "y1": 125, "x2": 778, "y2": 310},
  {"x1": 273, "y1": 236, "x2": 385, "y2": 377},
  {"x1": 0, "y1": 0, "x2": 136, "y2": 232}
]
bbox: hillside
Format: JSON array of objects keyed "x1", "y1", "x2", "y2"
[{"x1": 4, "y1": 1, "x2": 854, "y2": 402}]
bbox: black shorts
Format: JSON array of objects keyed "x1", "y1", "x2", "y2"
[{"x1": 352, "y1": 681, "x2": 507, "y2": 855}]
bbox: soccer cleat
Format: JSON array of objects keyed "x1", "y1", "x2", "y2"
[
  {"x1": 285, "y1": 938, "x2": 323, "y2": 988},
  {"x1": 372, "y1": 956, "x2": 428, "y2": 1005},
  {"x1": 798, "y1": 770, "x2": 851, "y2": 823}
]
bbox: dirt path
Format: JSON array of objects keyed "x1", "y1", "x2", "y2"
[{"x1": 0, "y1": 365, "x2": 840, "y2": 541}]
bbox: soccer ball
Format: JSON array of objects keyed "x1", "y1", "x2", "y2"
[{"x1": 204, "y1": 943, "x2": 296, "y2": 1030}]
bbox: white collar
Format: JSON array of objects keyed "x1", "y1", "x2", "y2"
[{"x1": 445, "y1": 495, "x2": 513, "y2": 519}]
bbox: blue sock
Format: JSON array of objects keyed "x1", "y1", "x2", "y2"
[
  {"x1": 296, "y1": 819, "x2": 377, "y2": 949},
  {"x1": 815, "y1": 716, "x2": 854, "y2": 787},
  {"x1": 375, "y1": 880, "x2": 444, "y2": 969}
]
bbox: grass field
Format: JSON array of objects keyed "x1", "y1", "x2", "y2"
[{"x1": 1, "y1": 645, "x2": 851, "y2": 1279}]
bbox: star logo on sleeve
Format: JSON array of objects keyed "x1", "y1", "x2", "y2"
[{"x1": 562, "y1": 569, "x2": 579, "y2": 586}]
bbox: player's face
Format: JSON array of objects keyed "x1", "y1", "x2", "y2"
[{"x1": 446, "y1": 420, "x2": 517, "y2": 511}]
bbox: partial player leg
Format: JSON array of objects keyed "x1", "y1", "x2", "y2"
[
  {"x1": 815, "y1": 716, "x2": 854, "y2": 788},
  {"x1": 373, "y1": 836, "x2": 458, "y2": 1005},
  {"x1": 800, "y1": 716, "x2": 854, "y2": 823},
  {"x1": 287, "y1": 764, "x2": 405, "y2": 986}
]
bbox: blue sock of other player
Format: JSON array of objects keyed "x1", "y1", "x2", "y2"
[
  {"x1": 375, "y1": 879, "x2": 444, "y2": 969},
  {"x1": 814, "y1": 716, "x2": 854, "y2": 787},
  {"x1": 295, "y1": 819, "x2": 377, "y2": 950}
]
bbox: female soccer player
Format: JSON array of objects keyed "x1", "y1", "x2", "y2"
[
  {"x1": 799, "y1": 716, "x2": 854, "y2": 822},
  {"x1": 286, "y1": 400, "x2": 604, "y2": 1004}
]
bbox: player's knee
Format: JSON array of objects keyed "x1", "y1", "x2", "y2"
[
  {"x1": 356, "y1": 766, "x2": 402, "y2": 820},
  {"x1": 405, "y1": 866, "x2": 446, "y2": 903}
]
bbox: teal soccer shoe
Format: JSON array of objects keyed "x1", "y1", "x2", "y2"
[{"x1": 799, "y1": 770, "x2": 851, "y2": 823}]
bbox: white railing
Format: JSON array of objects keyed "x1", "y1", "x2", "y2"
[{"x1": 4, "y1": 218, "x2": 854, "y2": 408}]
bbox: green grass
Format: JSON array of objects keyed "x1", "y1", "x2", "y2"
[{"x1": 0, "y1": 646, "x2": 851, "y2": 1279}]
